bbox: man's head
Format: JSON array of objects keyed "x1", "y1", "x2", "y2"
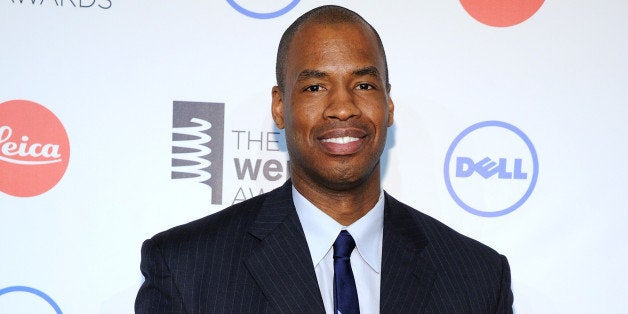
[
  {"x1": 271, "y1": 5, "x2": 394, "y2": 194},
  {"x1": 275, "y1": 5, "x2": 389, "y2": 93}
]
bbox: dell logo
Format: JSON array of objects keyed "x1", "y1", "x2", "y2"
[
  {"x1": 444, "y1": 121, "x2": 539, "y2": 217},
  {"x1": 456, "y1": 157, "x2": 527, "y2": 179}
]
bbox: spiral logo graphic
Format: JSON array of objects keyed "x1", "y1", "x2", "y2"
[{"x1": 172, "y1": 101, "x2": 225, "y2": 205}]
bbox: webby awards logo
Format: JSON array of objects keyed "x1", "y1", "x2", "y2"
[
  {"x1": 0, "y1": 100, "x2": 70, "y2": 197},
  {"x1": 172, "y1": 101, "x2": 225, "y2": 205},
  {"x1": 7, "y1": 0, "x2": 111, "y2": 10},
  {"x1": 444, "y1": 121, "x2": 538, "y2": 217}
]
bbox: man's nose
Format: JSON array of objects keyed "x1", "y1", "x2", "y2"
[{"x1": 324, "y1": 86, "x2": 361, "y2": 121}]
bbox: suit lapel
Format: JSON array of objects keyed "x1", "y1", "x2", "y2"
[
  {"x1": 380, "y1": 194, "x2": 436, "y2": 313},
  {"x1": 244, "y1": 181, "x2": 325, "y2": 313}
]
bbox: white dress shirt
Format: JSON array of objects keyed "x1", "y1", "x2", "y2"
[{"x1": 293, "y1": 186, "x2": 384, "y2": 314}]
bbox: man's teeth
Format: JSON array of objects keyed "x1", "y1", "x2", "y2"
[{"x1": 321, "y1": 137, "x2": 359, "y2": 144}]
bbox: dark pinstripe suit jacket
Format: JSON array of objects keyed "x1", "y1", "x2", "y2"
[{"x1": 136, "y1": 181, "x2": 513, "y2": 313}]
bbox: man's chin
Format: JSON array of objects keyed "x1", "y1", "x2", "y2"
[{"x1": 319, "y1": 166, "x2": 379, "y2": 192}]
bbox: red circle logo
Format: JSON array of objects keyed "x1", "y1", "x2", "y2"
[
  {"x1": 0, "y1": 100, "x2": 70, "y2": 197},
  {"x1": 460, "y1": 0, "x2": 544, "y2": 27}
]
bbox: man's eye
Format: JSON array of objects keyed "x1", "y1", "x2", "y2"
[
  {"x1": 304, "y1": 85, "x2": 321, "y2": 92},
  {"x1": 357, "y1": 83, "x2": 374, "y2": 90}
]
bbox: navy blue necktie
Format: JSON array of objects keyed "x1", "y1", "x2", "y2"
[{"x1": 333, "y1": 230, "x2": 360, "y2": 314}]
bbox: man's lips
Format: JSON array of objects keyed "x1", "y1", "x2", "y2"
[{"x1": 318, "y1": 128, "x2": 367, "y2": 155}]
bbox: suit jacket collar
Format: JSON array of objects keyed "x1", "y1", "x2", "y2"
[
  {"x1": 245, "y1": 180, "x2": 326, "y2": 313},
  {"x1": 244, "y1": 181, "x2": 435, "y2": 313},
  {"x1": 380, "y1": 193, "x2": 436, "y2": 313}
]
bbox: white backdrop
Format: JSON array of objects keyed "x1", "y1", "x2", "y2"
[{"x1": 1, "y1": 0, "x2": 627, "y2": 313}]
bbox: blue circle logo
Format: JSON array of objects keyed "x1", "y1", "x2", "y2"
[
  {"x1": 226, "y1": 0, "x2": 300, "y2": 19},
  {"x1": 0, "y1": 286, "x2": 63, "y2": 313},
  {"x1": 444, "y1": 121, "x2": 538, "y2": 217}
]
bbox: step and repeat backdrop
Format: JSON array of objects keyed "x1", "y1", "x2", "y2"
[{"x1": 1, "y1": 0, "x2": 626, "y2": 313}]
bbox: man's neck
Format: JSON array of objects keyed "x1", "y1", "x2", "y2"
[{"x1": 291, "y1": 173, "x2": 381, "y2": 226}]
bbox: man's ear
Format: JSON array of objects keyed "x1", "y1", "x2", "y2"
[
  {"x1": 271, "y1": 86, "x2": 285, "y2": 129},
  {"x1": 386, "y1": 84, "x2": 394, "y2": 127}
]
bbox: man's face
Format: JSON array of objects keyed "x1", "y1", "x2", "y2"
[{"x1": 272, "y1": 21, "x2": 394, "y2": 191}]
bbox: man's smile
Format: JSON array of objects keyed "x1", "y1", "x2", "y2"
[
  {"x1": 321, "y1": 136, "x2": 360, "y2": 144},
  {"x1": 318, "y1": 128, "x2": 367, "y2": 155}
]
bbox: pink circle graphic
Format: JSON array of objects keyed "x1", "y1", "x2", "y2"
[
  {"x1": 460, "y1": 0, "x2": 544, "y2": 27},
  {"x1": 0, "y1": 100, "x2": 70, "y2": 197}
]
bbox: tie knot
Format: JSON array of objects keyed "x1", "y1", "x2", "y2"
[{"x1": 333, "y1": 230, "x2": 356, "y2": 258}]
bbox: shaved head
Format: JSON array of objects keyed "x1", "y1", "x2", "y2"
[{"x1": 275, "y1": 5, "x2": 389, "y2": 92}]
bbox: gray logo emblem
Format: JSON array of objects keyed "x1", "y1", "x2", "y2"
[{"x1": 172, "y1": 101, "x2": 225, "y2": 205}]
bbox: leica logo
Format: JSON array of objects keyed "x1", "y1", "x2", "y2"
[
  {"x1": 0, "y1": 100, "x2": 70, "y2": 197},
  {"x1": 0, "y1": 126, "x2": 62, "y2": 165}
]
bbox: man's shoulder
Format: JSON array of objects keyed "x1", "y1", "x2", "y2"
[
  {"x1": 385, "y1": 195, "x2": 513, "y2": 312},
  {"x1": 385, "y1": 194, "x2": 503, "y2": 260},
  {"x1": 147, "y1": 185, "x2": 283, "y2": 249}
]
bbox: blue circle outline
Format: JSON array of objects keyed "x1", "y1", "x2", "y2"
[
  {"x1": 444, "y1": 121, "x2": 539, "y2": 217},
  {"x1": 226, "y1": 0, "x2": 300, "y2": 19},
  {"x1": 0, "y1": 286, "x2": 63, "y2": 314}
]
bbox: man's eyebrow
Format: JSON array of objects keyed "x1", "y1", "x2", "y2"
[
  {"x1": 353, "y1": 66, "x2": 380, "y2": 78},
  {"x1": 297, "y1": 69, "x2": 327, "y2": 81}
]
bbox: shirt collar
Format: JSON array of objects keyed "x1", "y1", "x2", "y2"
[{"x1": 293, "y1": 185, "x2": 384, "y2": 273}]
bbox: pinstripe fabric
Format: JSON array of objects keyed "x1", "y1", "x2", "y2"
[
  {"x1": 136, "y1": 181, "x2": 324, "y2": 313},
  {"x1": 136, "y1": 181, "x2": 513, "y2": 313},
  {"x1": 380, "y1": 194, "x2": 513, "y2": 313}
]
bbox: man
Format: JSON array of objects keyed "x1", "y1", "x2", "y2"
[{"x1": 136, "y1": 5, "x2": 513, "y2": 313}]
